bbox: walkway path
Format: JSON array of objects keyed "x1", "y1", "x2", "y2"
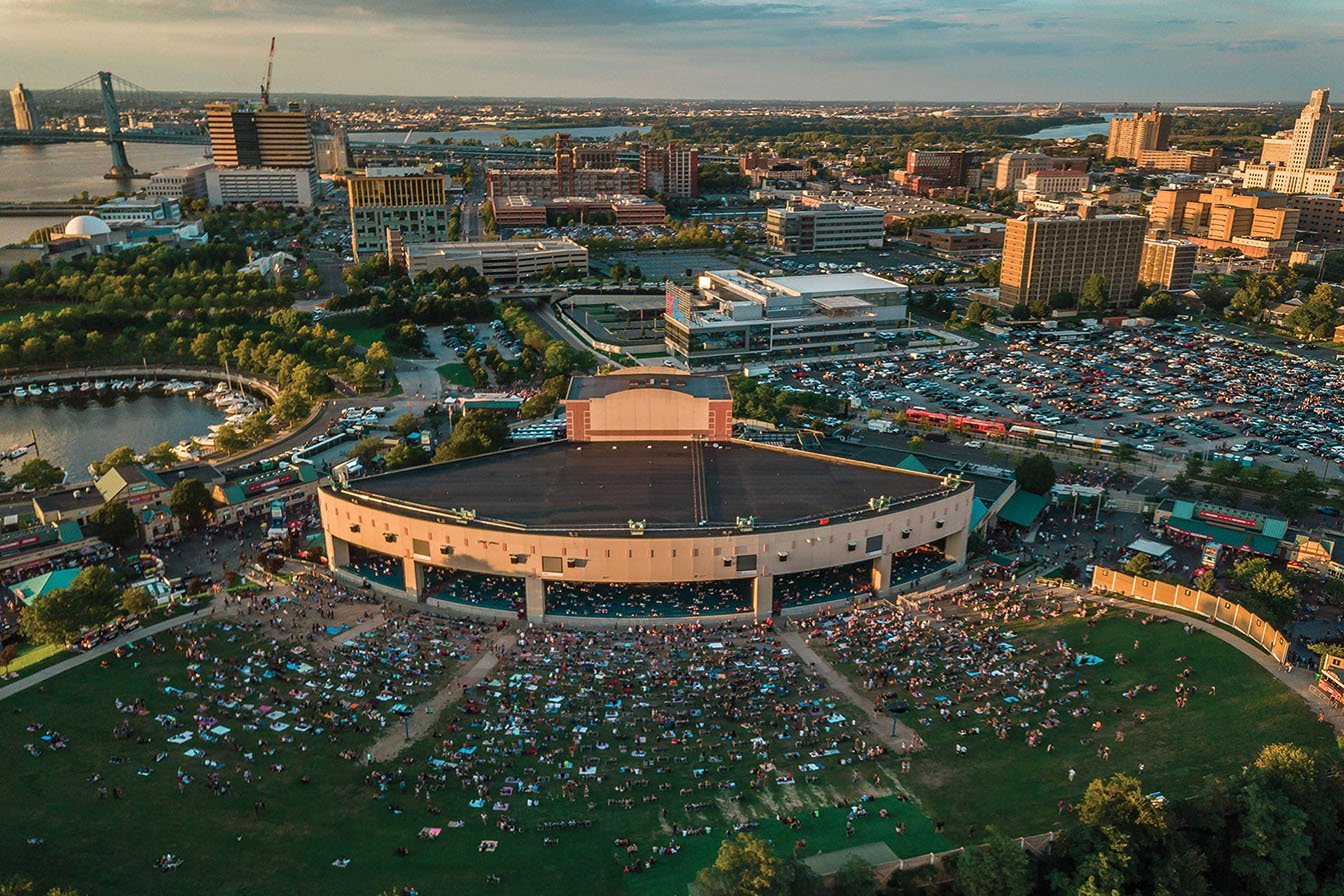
[
  {"x1": 0, "y1": 606, "x2": 214, "y2": 702},
  {"x1": 365, "y1": 626, "x2": 517, "y2": 763},
  {"x1": 777, "y1": 628, "x2": 924, "y2": 754},
  {"x1": 1082, "y1": 591, "x2": 1344, "y2": 732}
]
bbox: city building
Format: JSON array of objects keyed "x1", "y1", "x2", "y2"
[
  {"x1": 0, "y1": 214, "x2": 208, "y2": 274},
  {"x1": 1105, "y1": 110, "x2": 1172, "y2": 162},
  {"x1": 319, "y1": 369, "x2": 972, "y2": 622},
  {"x1": 396, "y1": 236, "x2": 588, "y2": 281},
  {"x1": 1243, "y1": 89, "x2": 1339, "y2": 194},
  {"x1": 92, "y1": 196, "x2": 180, "y2": 224},
  {"x1": 992, "y1": 152, "x2": 1088, "y2": 190},
  {"x1": 640, "y1": 145, "x2": 699, "y2": 197},
  {"x1": 347, "y1": 166, "x2": 449, "y2": 262},
  {"x1": 1133, "y1": 148, "x2": 1222, "y2": 173},
  {"x1": 1139, "y1": 238, "x2": 1198, "y2": 291},
  {"x1": 1019, "y1": 168, "x2": 1090, "y2": 197},
  {"x1": 485, "y1": 133, "x2": 641, "y2": 200},
  {"x1": 8, "y1": 82, "x2": 40, "y2": 131},
  {"x1": 740, "y1": 153, "x2": 807, "y2": 188},
  {"x1": 997, "y1": 209, "x2": 1147, "y2": 310},
  {"x1": 312, "y1": 128, "x2": 353, "y2": 175},
  {"x1": 903, "y1": 150, "x2": 970, "y2": 191},
  {"x1": 145, "y1": 160, "x2": 212, "y2": 201},
  {"x1": 205, "y1": 101, "x2": 315, "y2": 169},
  {"x1": 205, "y1": 167, "x2": 320, "y2": 207},
  {"x1": 765, "y1": 198, "x2": 885, "y2": 252},
  {"x1": 1148, "y1": 185, "x2": 1298, "y2": 257},
  {"x1": 488, "y1": 194, "x2": 664, "y2": 228},
  {"x1": 664, "y1": 269, "x2": 908, "y2": 368},
  {"x1": 907, "y1": 222, "x2": 1006, "y2": 255},
  {"x1": 1288, "y1": 194, "x2": 1344, "y2": 244}
]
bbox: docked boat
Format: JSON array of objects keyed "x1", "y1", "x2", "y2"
[
  {"x1": 13, "y1": 386, "x2": 27, "y2": 399},
  {"x1": 46, "y1": 382, "x2": 58, "y2": 395},
  {"x1": 6, "y1": 444, "x2": 28, "y2": 459},
  {"x1": 79, "y1": 381, "x2": 93, "y2": 392},
  {"x1": 61, "y1": 383, "x2": 74, "y2": 393},
  {"x1": 94, "y1": 380, "x2": 107, "y2": 391}
]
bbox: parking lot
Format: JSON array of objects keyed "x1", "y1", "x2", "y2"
[
  {"x1": 750, "y1": 320, "x2": 1344, "y2": 482},
  {"x1": 764, "y1": 246, "x2": 957, "y2": 279}
]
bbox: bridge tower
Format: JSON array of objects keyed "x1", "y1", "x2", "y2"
[{"x1": 97, "y1": 71, "x2": 135, "y2": 177}]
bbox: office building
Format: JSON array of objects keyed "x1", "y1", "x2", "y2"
[
  {"x1": 1243, "y1": 89, "x2": 1338, "y2": 194},
  {"x1": 664, "y1": 269, "x2": 908, "y2": 368},
  {"x1": 905, "y1": 150, "x2": 969, "y2": 189},
  {"x1": 741, "y1": 153, "x2": 807, "y2": 187},
  {"x1": 145, "y1": 160, "x2": 212, "y2": 201},
  {"x1": 204, "y1": 101, "x2": 315, "y2": 169},
  {"x1": 1134, "y1": 148, "x2": 1222, "y2": 174},
  {"x1": 313, "y1": 130, "x2": 353, "y2": 175},
  {"x1": 92, "y1": 197, "x2": 181, "y2": 224},
  {"x1": 997, "y1": 210, "x2": 1147, "y2": 310},
  {"x1": 1287, "y1": 195, "x2": 1344, "y2": 244},
  {"x1": 206, "y1": 167, "x2": 319, "y2": 207},
  {"x1": 488, "y1": 194, "x2": 664, "y2": 228},
  {"x1": 1148, "y1": 185, "x2": 1298, "y2": 256},
  {"x1": 641, "y1": 145, "x2": 699, "y2": 197},
  {"x1": 992, "y1": 153, "x2": 1088, "y2": 190},
  {"x1": 1139, "y1": 238, "x2": 1198, "y2": 291},
  {"x1": 347, "y1": 166, "x2": 449, "y2": 262},
  {"x1": 1020, "y1": 168, "x2": 1090, "y2": 197},
  {"x1": 396, "y1": 236, "x2": 588, "y2": 281},
  {"x1": 9, "y1": 83, "x2": 40, "y2": 132},
  {"x1": 908, "y1": 223, "x2": 1005, "y2": 255},
  {"x1": 485, "y1": 133, "x2": 641, "y2": 200},
  {"x1": 765, "y1": 198, "x2": 885, "y2": 252},
  {"x1": 1105, "y1": 110, "x2": 1172, "y2": 162}
]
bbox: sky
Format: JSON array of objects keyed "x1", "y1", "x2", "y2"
[{"x1": 4, "y1": 0, "x2": 1343, "y2": 102}]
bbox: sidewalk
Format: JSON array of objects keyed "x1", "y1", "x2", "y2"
[{"x1": 0, "y1": 605, "x2": 214, "y2": 702}]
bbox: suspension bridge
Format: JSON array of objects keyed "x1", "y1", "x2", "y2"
[{"x1": 1, "y1": 72, "x2": 207, "y2": 178}]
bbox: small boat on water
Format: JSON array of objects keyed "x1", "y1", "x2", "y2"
[
  {"x1": 139, "y1": 380, "x2": 158, "y2": 392},
  {"x1": 94, "y1": 380, "x2": 107, "y2": 391},
  {"x1": 45, "y1": 383, "x2": 58, "y2": 395},
  {"x1": 79, "y1": 381, "x2": 92, "y2": 392},
  {"x1": 61, "y1": 383, "x2": 74, "y2": 393},
  {"x1": 6, "y1": 445, "x2": 29, "y2": 460},
  {"x1": 13, "y1": 386, "x2": 27, "y2": 399}
]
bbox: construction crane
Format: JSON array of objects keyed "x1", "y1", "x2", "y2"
[{"x1": 260, "y1": 36, "x2": 276, "y2": 106}]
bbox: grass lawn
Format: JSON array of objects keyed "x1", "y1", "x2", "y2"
[
  {"x1": 821, "y1": 611, "x2": 1336, "y2": 841},
  {"x1": 0, "y1": 303, "x2": 76, "y2": 325},
  {"x1": 323, "y1": 311, "x2": 386, "y2": 350},
  {"x1": 3, "y1": 642, "x2": 68, "y2": 679},
  {"x1": 435, "y1": 363, "x2": 474, "y2": 388},
  {"x1": 1, "y1": 620, "x2": 946, "y2": 896}
]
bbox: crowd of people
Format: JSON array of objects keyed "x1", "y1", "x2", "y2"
[
  {"x1": 773, "y1": 562, "x2": 873, "y2": 610},
  {"x1": 545, "y1": 580, "x2": 753, "y2": 618},
  {"x1": 423, "y1": 569, "x2": 525, "y2": 614},
  {"x1": 890, "y1": 545, "x2": 955, "y2": 587}
]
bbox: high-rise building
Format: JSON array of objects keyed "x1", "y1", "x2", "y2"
[
  {"x1": 206, "y1": 168, "x2": 319, "y2": 207},
  {"x1": 205, "y1": 101, "x2": 315, "y2": 169},
  {"x1": 145, "y1": 160, "x2": 213, "y2": 202},
  {"x1": 9, "y1": 83, "x2": 40, "y2": 132},
  {"x1": 1105, "y1": 110, "x2": 1172, "y2": 162},
  {"x1": 1133, "y1": 148, "x2": 1222, "y2": 173},
  {"x1": 640, "y1": 145, "x2": 700, "y2": 197},
  {"x1": 347, "y1": 166, "x2": 449, "y2": 262},
  {"x1": 1287, "y1": 195, "x2": 1344, "y2": 244},
  {"x1": 1243, "y1": 89, "x2": 1337, "y2": 194},
  {"x1": 313, "y1": 129, "x2": 353, "y2": 175},
  {"x1": 765, "y1": 198, "x2": 886, "y2": 251},
  {"x1": 997, "y1": 210, "x2": 1147, "y2": 310},
  {"x1": 1139, "y1": 238, "x2": 1198, "y2": 292}
]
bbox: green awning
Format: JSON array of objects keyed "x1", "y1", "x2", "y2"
[
  {"x1": 997, "y1": 490, "x2": 1049, "y2": 528},
  {"x1": 1165, "y1": 517, "x2": 1277, "y2": 555}
]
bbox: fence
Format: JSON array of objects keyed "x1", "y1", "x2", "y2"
[{"x1": 1089, "y1": 567, "x2": 1290, "y2": 663}]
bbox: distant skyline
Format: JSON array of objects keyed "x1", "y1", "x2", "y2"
[{"x1": 4, "y1": 0, "x2": 1342, "y2": 103}]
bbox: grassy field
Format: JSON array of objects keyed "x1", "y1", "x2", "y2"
[
  {"x1": 322, "y1": 311, "x2": 385, "y2": 350},
  {"x1": 820, "y1": 611, "x2": 1337, "y2": 839},
  {"x1": 3, "y1": 641, "x2": 67, "y2": 678},
  {"x1": 0, "y1": 303, "x2": 76, "y2": 325},
  {"x1": 435, "y1": 363, "x2": 474, "y2": 388}
]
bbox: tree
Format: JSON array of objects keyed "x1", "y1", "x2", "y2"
[
  {"x1": 690, "y1": 833, "x2": 817, "y2": 896},
  {"x1": 1138, "y1": 291, "x2": 1177, "y2": 319},
  {"x1": 1014, "y1": 453, "x2": 1056, "y2": 495},
  {"x1": 90, "y1": 445, "x2": 137, "y2": 477},
  {"x1": 11, "y1": 458, "x2": 65, "y2": 491},
  {"x1": 1079, "y1": 274, "x2": 1110, "y2": 315},
  {"x1": 830, "y1": 856, "x2": 874, "y2": 896},
  {"x1": 120, "y1": 585, "x2": 156, "y2": 615},
  {"x1": 142, "y1": 442, "x2": 180, "y2": 468},
  {"x1": 392, "y1": 413, "x2": 421, "y2": 438},
  {"x1": 86, "y1": 499, "x2": 139, "y2": 550},
  {"x1": 213, "y1": 424, "x2": 248, "y2": 455},
  {"x1": 1230, "y1": 781, "x2": 1314, "y2": 896},
  {"x1": 1123, "y1": 552, "x2": 1153, "y2": 577},
  {"x1": 1195, "y1": 570, "x2": 1218, "y2": 593},
  {"x1": 434, "y1": 410, "x2": 508, "y2": 462},
  {"x1": 20, "y1": 566, "x2": 120, "y2": 646},
  {"x1": 346, "y1": 436, "x2": 385, "y2": 467},
  {"x1": 1283, "y1": 283, "x2": 1341, "y2": 339},
  {"x1": 954, "y1": 832, "x2": 1032, "y2": 896},
  {"x1": 383, "y1": 442, "x2": 430, "y2": 471},
  {"x1": 168, "y1": 478, "x2": 215, "y2": 530},
  {"x1": 1048, "y1": 290, "x2": 1076, "y2": 311}
]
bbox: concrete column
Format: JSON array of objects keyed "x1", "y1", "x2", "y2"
[
  {"x1": 753, "y1": 574, "x2": 774, "y2": 621},
  {"x1": 525, "y1": 576, "x2": 546, "y2": 621},
  {"x1": 943, "y1": 526, "x2": 970, "y2": 569},
  {"x1": 871, "y1": 552, "x2": 893, "y2": 595},
  {"x1": 325, "y1": 532, "x2": 349, "y2": 571},
  {"x1": 403, "y1": 556, "x2": 425, "y2": 601}
]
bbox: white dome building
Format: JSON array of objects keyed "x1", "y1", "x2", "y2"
[{"x1": 62, "y1": 215, "x2": 113, "y2": 238}]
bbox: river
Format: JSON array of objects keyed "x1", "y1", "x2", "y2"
[
  {"x1": 1017, "y1": 114, "x2": 1117, "y2": 141},
  {"x1": 0, "y1": 392, "x2": 224, "y2": 481},
  {"x1": 351, "y1": 124, "x2": 650, "y2": 145},
  {"x1": 0, "y1": 142, "x2": 208, "y2": 204}
]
